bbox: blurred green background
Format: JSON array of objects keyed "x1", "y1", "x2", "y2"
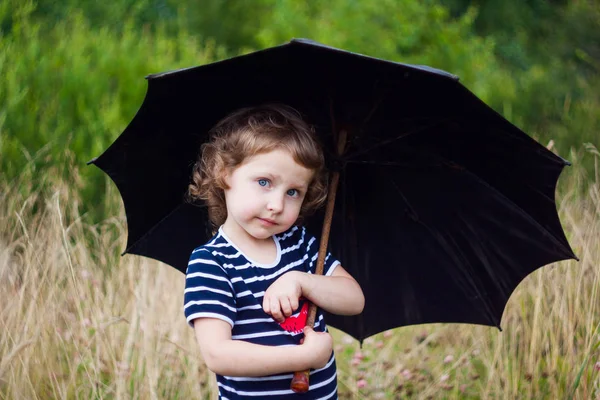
[{"x1": 1, "y1": 0, "x2": 598, "y2": 220}]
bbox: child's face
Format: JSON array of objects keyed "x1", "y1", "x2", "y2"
[{"x1": 223, "y1": 149, "x2": 314, "y2": 241}]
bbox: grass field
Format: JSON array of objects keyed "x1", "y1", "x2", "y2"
[{"x1": 1, "y1": 147, "x2": 599, "y2": 399}]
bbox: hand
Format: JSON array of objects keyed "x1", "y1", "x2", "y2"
[
  {"x1": 263, "y1": 271, "x2": 304, "y2": 323},
  {"x1": 301, "y1": 326, "x2": 333, "y2": 370}
]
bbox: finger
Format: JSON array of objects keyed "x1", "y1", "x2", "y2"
[
  {"x1": 290, "y1": 297, "x2": 299, "y2": 313},
  {"x1": 270, "y1": 297, "x2": 283, "y2": 322},
  {"x1": 262, "y1": 296, "x2": 271, "y2": 315},
  {"x1": 303, "y1": 326, "x2": 314, "y2": 335},
  {"x1": 280, "y1": 297, "x2": 293, "y2": 318}
]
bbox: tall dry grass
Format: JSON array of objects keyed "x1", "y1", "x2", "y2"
[{"x1": 0, "y1": 145, "x2": 599, "y2": 399}]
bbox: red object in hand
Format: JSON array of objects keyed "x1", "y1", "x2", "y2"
[{"x1": 279, "y1": 301, "x2": 309, "y2": 333}]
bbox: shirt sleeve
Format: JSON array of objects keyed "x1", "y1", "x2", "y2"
[
  {"x1": 304, "y1": 228, "x2": 341, "y2": 277},
  {"x1": 183, "y1": 248, "x2": 236, "y2": 328}
]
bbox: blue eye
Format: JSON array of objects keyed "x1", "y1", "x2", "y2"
[
  {"x1": 258, "y1": 179, "x2": 269, "y2": 187},
  {"x1": 287, "y1": 189, "x2": 298, "y2": 197}
]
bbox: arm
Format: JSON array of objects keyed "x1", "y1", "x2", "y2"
[
  {"x1": 263, "y1": 266, "x2": 365, "y2": 322},
  {"x1": 301, "y1": 265, "x2": 365, "y2": 316},
  {"x1": 193, "y1": 318, "x2": 332, "y2": 377}
]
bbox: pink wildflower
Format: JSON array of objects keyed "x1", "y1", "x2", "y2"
[{"x1": 401, "y1": 369, "x2": 412, "y2": 380}]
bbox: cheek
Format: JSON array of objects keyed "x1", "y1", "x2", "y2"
[
  {"x1": 238, "y1": 191, "x2": 266, "y2": 217},
  {"x1": 283, "y1": 200, "x2": 303, "y2": 221}
]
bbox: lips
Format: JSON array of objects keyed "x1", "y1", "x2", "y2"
[{"x1": 258, "y1": 217, "x2": 277, "y2": 225}]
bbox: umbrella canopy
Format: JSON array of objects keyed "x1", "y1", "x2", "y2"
[{"x1": 90, "y1": 38, "x2": 577, "y2": 342}]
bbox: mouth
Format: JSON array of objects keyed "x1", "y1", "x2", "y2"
[{"x1": 258, "y1": 218, "x2": 277, "y2": 226}]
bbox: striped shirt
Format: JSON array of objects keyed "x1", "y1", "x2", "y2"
[{"x1": 184, "y1": 225, "x2": 340, "y2": 399}]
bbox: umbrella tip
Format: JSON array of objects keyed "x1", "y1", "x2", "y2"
[
  {"x1": 86, "y1": 157, "x2": 98, "y2": 166},
  {"x1": 497, "y1": 325, "x2": 503, "y2": 332}
]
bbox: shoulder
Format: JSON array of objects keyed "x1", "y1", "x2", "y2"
[{"x1": 187, "y1": 232, "x2": 233, "y2": 274}]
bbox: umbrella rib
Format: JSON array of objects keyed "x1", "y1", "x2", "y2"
[
  {"x1": 385, "y1": 170, "x2": 501, "y2": 326},
  {"x1": 453, "y1": 167, "x2": 574, "y2": 259},
  {"x1": 345, "y1": 118, "x2": 446, "y2": 161},
  {"x1": 372, "y1": 143, "x2": 573, "y2": 259}
]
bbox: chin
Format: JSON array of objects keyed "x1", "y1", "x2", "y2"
[{"x1": 251, "y1": 231, "x2": 272, "y2": 240}]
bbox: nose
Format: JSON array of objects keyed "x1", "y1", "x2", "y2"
[{"x1": 267, "y1": 192, "x2": 284, "y2": 213}]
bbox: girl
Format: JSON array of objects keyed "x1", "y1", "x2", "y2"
[{"x1": 184, "y1": 104, "x2": 364, "y2": 399}]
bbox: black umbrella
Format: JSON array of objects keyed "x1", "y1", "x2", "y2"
[{"x1": 89, "y1": 39, "x2": 577, "y2": 344}]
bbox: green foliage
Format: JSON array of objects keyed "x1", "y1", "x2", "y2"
[
  {"x1": 254, "y1": 0, "x2": 510, "y2": 103},
  {"x1": 444, "y1": 0, "x2": 600, "y2": 164},
  {"x1": 0, "y1": 3, "x2": 217, "y2": 218}
]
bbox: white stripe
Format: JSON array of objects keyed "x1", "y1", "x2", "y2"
[
  {"x1": 233, "y1": 311, "x2": 322, "y2": 327},
  {"x1": 325, "y1": 260, "x2": 341, "y2": 276},
  {"x1": 238, "y1": 304, "x2": 262, "y2": 311},
  {"x1": 218, "y1": 382, "x2": 294, "y2": 397},
  {"x1": 223, "y1": 261, "x2": 252, "y2": 270},
  {"x1": 186, "y1": 312, "x2": 234, "y2": 327},
  {"x1": 212, "y1": 250, "x2": 242, "y2": 259},
  {"x1": 316, "y1": 387, "x2": 338, "y2": 400},
  {"x1": 186, "y1": 271, "x2": 233, "y2": 291},
  {"x1": 184, "y1": 300, "x2": 236, "y2": 313},
  {"x1": 232, "y1": 330, "x2": 294, "y2": 340},
  {"x1": 307, "y1": 235, "x2": 317, "y2": 252},
  {"x1": 206, "y1": 242, "x2": 230, "y2": 248},
  {"x1": 314, "y1": 314, "x2": 324, "y2": 329},
  {"x1": 191, "y1": 247, "x2": 211, "y2": 254},
  {"x1": 234, "y1": 317, "x2": 273, "y2": 325},
  {"x1": 206, "y1": 235, "x2": 221, "y2": 246},
  {"x1": 224, "y1": 372, "x2": 293, "y2": 382},
  {"x1": 235, "y1": 291, "x2": 268, "y2": 301},
  {"x1": 188, "y1": 258, "x2": 220, "y2": 267},
  {"x1": 308, "y1": 370, "x2": 337, "y2": 391},
  {"x1": 281, "y1": 231, "x2": 304, "y2": 254},
  {"x1": 277, "y1": 226, "x2": 298, "y2": 241},
  {"x1": 312, "y1": 353, "x2": 335, "y2": 373},
  {"x1": 184, "y1": 286, "x2": 233, "y2": 297},
  {"x1": 243, "y1": 255, "x2": 308, "y2": 284}
]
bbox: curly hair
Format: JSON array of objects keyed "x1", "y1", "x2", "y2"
[{"x1": 188, "y1": 104, "x2": 328, "y2": 231}]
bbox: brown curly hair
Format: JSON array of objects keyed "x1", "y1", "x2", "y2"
[{"x1": 188, "y1": 104, "x2": 328, "y2": 231}]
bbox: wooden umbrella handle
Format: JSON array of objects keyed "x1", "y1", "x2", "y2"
[
  {"x1": 290, "y1": 130, "x2": 346, "y2": 393},
  {"x1": 290, "y1": 303, "x2": 318, "y2": 392}
]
